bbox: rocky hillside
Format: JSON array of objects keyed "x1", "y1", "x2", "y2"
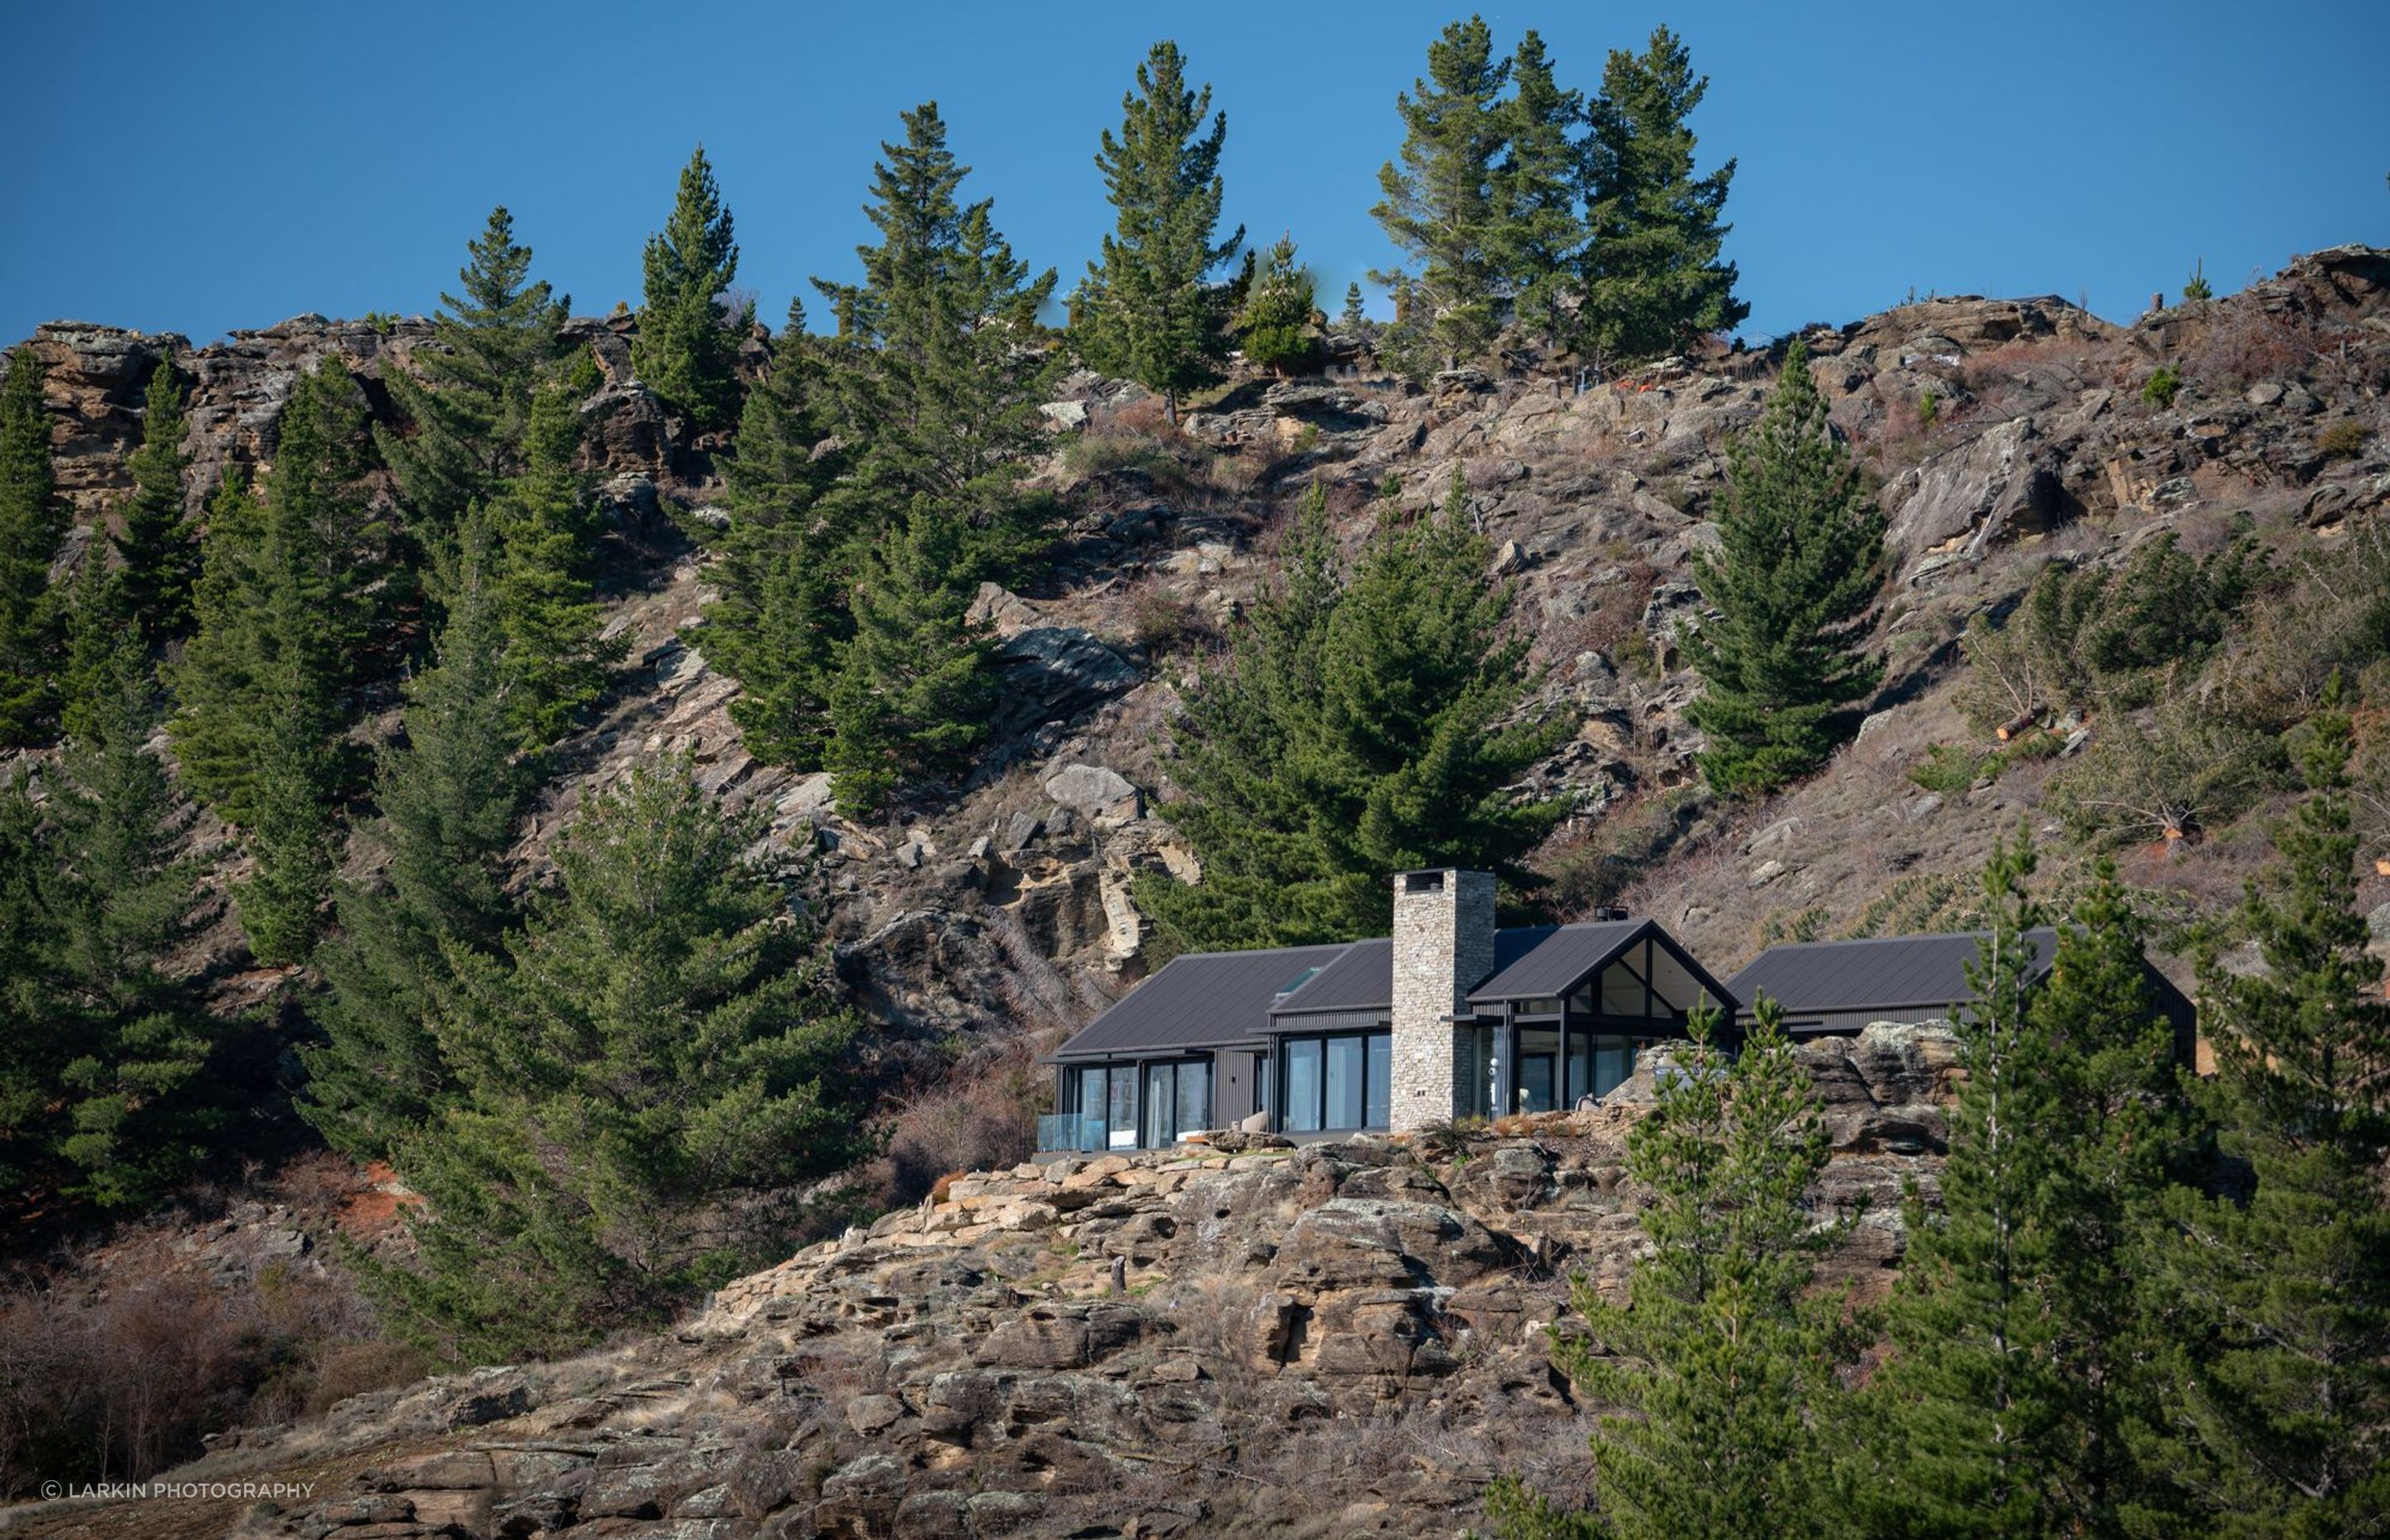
[
  {"x1": 5, "y1": 1026, "x2": 1957, "y2": 1540},
  {"x1": 17, "y1": 246, "x2": 2388, "y2": 1053}
]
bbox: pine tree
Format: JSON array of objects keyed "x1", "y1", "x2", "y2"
[
  {"x1": 1682, "y1": 341, "x2": 1884, "y2": 796},
  {"x1": 113, "y1": 358, "x2": 197, "y2": 641},
  {"x1": 1235, "y1": 234, "x2": 1317, "y2": 375},
  {"x1": 44, "y1": 615, "x2": 219, "y2": 1207},
  {"x1": 171, "y1": 365, "x2": 375, "y2": 962},
  {"x1": 1074, "y1": 40, "x2": 1244, "y2": 419},
  {"x1": 823, "y1": 509, "x2": 998, "y2": 818},
  {"x1": 374, "y1": 761, "x2": 866, "y2": 1362},
  {"x1": 632, "y1": 147, "x2": 743, "y2": 434},
  {"x1": 2163, "y1": 709, "x2": 2390, "y2": 1535},
  {"x1": 1490, "y1": 30, "x2": 1588, "y2": 352},
  {"x1": 1859, "y1": 846, "x2": 2194, "y2": 1538},
  {"x1": 485, "y1": 355, "x2": 618, "y2": 751},
  {"x1": 1489, "y1": 1000, "x2": 1861, "y2": 1540},
  {"x1": 303, "y1": 511, "x2": 527, "y2": 1159},
  {"x1": 1579, "y1": 27, "x2": 1747, "y2": 368},
  {"x1": 1339, "y1": 282, "x2": 1368, "y2": 336},
  {"x1": 703, "y1": 299, "x2": 851, "y2": 768},
  {"x1": 1370, "y1": 17, "x2": 1511, "y2": 374},
  {"x1": 377, "y1": 207, "x2": 572, "y2": 539},
  {"x1": 0, "y1": 767, "x2": 56, "y2": 1196},
  {"x1": 0, "y1": 344, "x2": 64, "y2": 745},
  {"x1": 813, "y1": 102, "x2": 1061, "y2": 582},
  {"x1": 1140, "y1": 473, "x2": 1569, "y2": 950}
]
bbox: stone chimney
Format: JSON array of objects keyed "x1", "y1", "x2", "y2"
[{"x1": 1388, "y1": 869, "x2": 1495, "y2": 1133}]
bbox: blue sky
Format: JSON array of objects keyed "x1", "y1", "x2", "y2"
[{"x1": 2, "y1": 1, "x2": 2384, "y2": 348}]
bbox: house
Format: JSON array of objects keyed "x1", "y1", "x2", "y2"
[
  {"x1": 1724, "y1": 928, "x2": 2198, "y2": 1065},
  {"x1": 1040, "y1": 868, "x2": 1734, "y2": 1152}
]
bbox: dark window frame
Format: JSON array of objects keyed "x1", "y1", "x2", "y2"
[{"x1": 1275, "y1": 1029, "x2": 1394, "y2": 1133}]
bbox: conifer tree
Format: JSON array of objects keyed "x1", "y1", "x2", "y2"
[
  {"x1": 172, "y1": 365, "x2": 376, "y2": 961},
  {"x1": 2163, "y1": 709, "x2": 2390, "y2": 1534},
  {"x1": 1235, "y1": 235, "x2": 1317, "y2": 375},
  {"x1": 1579, "y1": 27, "x2": 1747, "y2": 368},
  {"x1": 485, "y1": 355, "x2": 617, "y2": 751},
  {"x1": 113, "y1": 358, "x2": 197, "y2": 641},
  {"x1": 823, "y1": 510, "x2": 997, "y2": 817},
  {"x1": 1489, "y1": 1000, "x2": 1860, "y2": 1540},
  {"x1": 632, "y1": 147, "x2": 743, "y2": 434},
  {"x1": 1370, "y1": 17, "x2": 1511, "y2": 373},
  {"x1": 1339, "y1": 282, "x2": 1368, "y2": 335},
  {"x1": 0, "y1": 344, "x2": 63, "y2": 745},
  {"x1": 702, "y1": 299, "x2": 850, "y2": 768},
  {"x1": 813, "y1": 102, "x2": 1061, "y2": 581},
  {"x1": 376, "y1": 761, "x2": 866, "y2": 1362},
  {"x1": 1682, "y1": 342, "x2": 1884, "y2": 796},
  {"x1": 303, "y1": 511, "x2": 527, "y2": 1159},
  {"x1": 1490, "y1": 30, "x2": 1588, "y2": 351},
  {"x1": 43, "y1": 616, "x2": 219, "y2": 1206},
  {"x1": 0, "y1": 768, "x2": 54, "y2": 1196},
  {"x1": 1141, "y1": 474, "x2": 1568, "y2": 949},
  {"x1": 378, "y1": 207, "x2": 572, "y2": 538},
  {"x1": 1860, "y1": 845, "x2": 2194, "y2": 1538},
  {"x1": 1074, "y1": 41, "x2": 1244, "y2": 419}
]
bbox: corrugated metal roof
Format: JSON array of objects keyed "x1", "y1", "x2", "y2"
[
  {"x1": 1053, "y1": 943, "x2": 1354, "y2": 1060},
  {"x1": 1466, "y1": 919, "x2": 1644, "y2": 1003},
  {"x1": 1727, "y1": 928, "x2": 2058, "y2": 1020},
  {"x1": 1269, "y1": 938, "x2": 1391, "y2": 1014}
]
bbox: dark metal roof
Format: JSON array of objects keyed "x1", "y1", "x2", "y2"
[
  {"x1": 1466, "y1": 919, "x2": 1645, "y2": 1003},
  {"x1": 1269, "y1": 925, "x2": 1560, "y2": 1019},
  {"x1": 1725, "y1": 928, "x2": 2060, "y2": 1024},
  {"x1": 1269, "y1": 938, "x2": 1391, "y2": 1015},
  {"x1": 1052, "y1": 943, "x2": 1353, "y2": 1060}
]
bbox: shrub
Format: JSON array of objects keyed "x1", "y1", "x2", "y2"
[
  {"x1": 2041, "y1": 700, "x2": 2285, "y2": 846},
  {"x1": 1128, "y1": 586, "x2": 1212, "y2": 656},
  {"x1": 1918, "y1": 388, "x2": 1940, "y2": 431},
  {"x1": 2318, "y1": 420, "x2": 2369, "y2": 458},
  {"x1": 2140, "y1": 364, "x2": 2183, "y2": 407},
  {"x1": 1910, "y1": 743, "x2": 1992, "y2": 795},
  {"x1": 2180, "y1": 258, "x2": 2212, "y2": 303}
]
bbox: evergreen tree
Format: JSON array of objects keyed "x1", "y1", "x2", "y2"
[
  {"x1": 376, "y1": 761, "x2": 866, "y2": 1362},
  {"x1": 1578, "y1": 27, "x2": 1747, "y2": 368},
  {"x1": 703, "y1": 299, "x2": 849, "y2": 768},
  {"x1": 823, "y1": 509, "x2": 997, "y2": 818},
  {"x1": 1140, "y1": 473, "x2": 1569, "y2": 950},
  {"x1": 171, "y1": 365, "x2": 376, "y2": 962},
  {"x1": 112, "y1": 358, "x2": 197, "y2": 641},
  {"x1": 0, "y1": 768, "x2": 54, "y2": 1196},
  {"x1": 1235, "y1": 234, "x2": 1317, "y2": 375},
  {"x1": 1074, "y1": 40, "x2": 1244, "y2": 419},
  {"x1": 1490, "y1": 30, "x2": 1588, "y2": 351},
  {"x1": 632, "y1": 147, "x2": 743, "y2": 434},
  {"x1": 0, "y1": 344, "x2": 63, "y2": 745},
  {"x1": 1370, "y1": 16, "x2": 1511, "y2": 373},
  {"x1": 813, "y1": 102, "x2": 1062, "y2": 582},
  {"x1": 1339, "y1": 281, "x2": 1368, "y2": 335},
  {"x1": 172, "y1": 364, "x2": 376, "y2": 823},
  {"x1": 485, "y1": 355, "x2": 618, "y2": 751},
  {"x1": 43, "y1": 616, "x2": 219, "y2": 1207},
  {"x1": 1860, "y1": 846, "x2": 2193, "y2": 1539},
  {"x1": 303, "y1": 511, "x2": 527, "y2": 1159},
  {"x1": 377, "y1": 207, "x2": 571, "y2": 538},
  {"x1": 1681, "y1": 341, "x2": 1884, "y2": 796},
  {"x1": 1489, "y1": 1000, "x2": 1861, "y2": 1540},
  {"x1": 2163, "y1": 709, "x2": 2390, "y2": 1535}
]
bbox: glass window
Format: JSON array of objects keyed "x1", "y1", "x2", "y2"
[
  {"x1": 1594, "y1": 1036, "x2": 1635, "y2": 1096},
  {"x1": 1327, "y1": 1036, "x2": 1366, "y2": 1129},
  {"x1": 1518, "y1": 1026, "x2": 1561, "y2": 1113},
  {"x1": 1365, "y1": 1033, "x2": 1392, "y2": 1128},
  {"x1": 1108, "y1": 1068, "x2": 1139, "y2": 1149},
  {"x1": 1078, "y1": 1066, "x2": 1109, "y2": 1150},
  {"x1": 1176, "y1": 1060, "x2": 1210, "y2": 1136},
  {"x1": 1144, "y1": 1063, "x2": 1173, "y2": 1148},
  {"x1": 1567, "y1": 1030, "x2": 1592, "y2": 1105},
  {"x1": 1600, "y1": 958, "x2": 1648, "y2": 1016},
  {"x1": 1456, "y1": 1025, "x2": 1493, "y2": 1120},
  {"x1": 1284, "y1": 1039, "x2": 1323, "y2": 1133}
]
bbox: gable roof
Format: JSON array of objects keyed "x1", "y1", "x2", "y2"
[
  {"x1": 1726, "y1": 928, "x2": 2059, "y2": 1028},
  {"x1": 1052, "y1": 943, "x2": 1351, "y2": 1060},
  {"x1": 1471, "y1": 919, "x2": 1647, "y2": 1004}
]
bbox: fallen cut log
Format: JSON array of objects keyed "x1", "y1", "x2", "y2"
[{"x1": 1995, "y1": 707, "x2": 2041, "y2": 742}]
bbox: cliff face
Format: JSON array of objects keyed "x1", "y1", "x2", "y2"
[{"x1": 11, "y1": 1027, "x2": 1957, "y2": 1540}]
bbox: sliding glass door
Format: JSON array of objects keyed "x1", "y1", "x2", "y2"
[{"x1": 1275, "y1": 1031, "x2": 1394, "y2": 1133}]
